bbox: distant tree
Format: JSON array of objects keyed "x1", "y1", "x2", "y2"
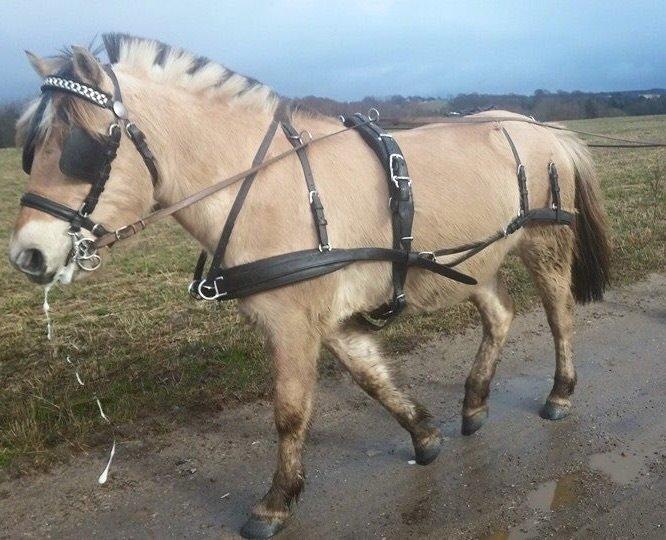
[{"x1": 0, "y1": 102, "x2": 22, "y2": 148}]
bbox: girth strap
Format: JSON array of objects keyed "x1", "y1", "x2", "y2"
[
  {"x1": 281, "y1": 121, "x2": 331, "y2": 251},
  {"x1": 342, "y1": 113, "x2": 414, "y2": 321}
]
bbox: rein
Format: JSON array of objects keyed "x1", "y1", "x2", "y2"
[
  {"x1": 95, "y1": 116, "x2": 666, "y2": 250},
  {"x1": 20, "y1": 68, "x2": 663, "y2": 306},
  {"x1": 93, "y1": 113, "x2": 380, "y2": 249}
]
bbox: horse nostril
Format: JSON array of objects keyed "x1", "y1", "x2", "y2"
[{"x1": 15, "y1": 248, "x2": 46, "y2": 275}]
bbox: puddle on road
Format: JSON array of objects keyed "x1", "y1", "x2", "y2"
[
  {"x1": 486, "y1": 444, "x2": 655, "y2": 539},
  {"x1": 526, "y1": 473, "x2": 578, "y2": 512},
  {"x1": 589, "y1": 450, "x2": 646, "y2": 485},
  {"x1": 483, "y1": 472, "x2": 580, "y2": 540}
]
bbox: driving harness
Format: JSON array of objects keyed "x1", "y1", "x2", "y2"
[{"x1": 19, "y1": 65, "x2": 575, "y2": 324}]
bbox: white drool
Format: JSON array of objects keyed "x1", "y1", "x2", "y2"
[{"x1": 43, "y1": 281, "x2": 117, "y2": 485}]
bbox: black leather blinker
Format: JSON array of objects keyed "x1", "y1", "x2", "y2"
[{"x1": 59, "y1": 127, "x2": 116, "y2": 183}]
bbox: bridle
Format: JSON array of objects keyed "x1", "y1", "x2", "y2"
[{"x1": 20, "y1": 65, "x2": 158, "y2": 271}]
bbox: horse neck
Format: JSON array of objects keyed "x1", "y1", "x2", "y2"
[{"x1": 121, "y1": 72, "x2": 280, "y2": 249}]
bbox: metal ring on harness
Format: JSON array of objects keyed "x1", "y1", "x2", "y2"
[
  {"x1": 68, "y1": 231, "x2": 102, "y2": 272},
  {"x1": 367, "y1": 108, "x2": 380, "y2": 122},
  {"x1": 197, "y1": 278, "x2": 227, "y2": 300}
]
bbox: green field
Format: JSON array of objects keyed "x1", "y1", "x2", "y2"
[{"x1": 1, "y1": 115, "x2": 664, "y2": 475}]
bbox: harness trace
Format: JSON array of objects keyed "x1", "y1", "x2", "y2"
[{"x1": 20, "y1": 65, "x2": 581, "y2": 324}]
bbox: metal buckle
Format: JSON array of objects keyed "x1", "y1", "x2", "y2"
[
  {"x1": 108, "y1": 123, "x2": 121, "y2": 137},
  {"x1": 319, "y1": 243, "x2": 332, "y2": 252},
  {"x1": 115, "y1": 224, "x2": 136, "y2": 241},
  {"x1": 389, "y1": 153, "x2": 411, "y2": 188},
  {"x1": 124, "y1": 122, "x2": 136, "y2": 140},
  {"x1": 299, "y1": 130, "x2": 312, "y2": 144},
  {"x1": 309, "y1": 190, "x2": 317, "y2": 204},
  {"x1": 418, "y1": 251, "x2": 436, "y2": 261},
  {"x1": 113, "y1": 220, "x2": 145, "y2": 241},
  {"x1": 188, "y1": 280, "x2": 201, "y2": 299},
  {"x1": 77, "y1": 203, "x2": 90, "y2": 218},
  {"x1": 196, "y1": 277, "x2": 227, "y2": 300},
  {"x1": 367, "y1": 108, "x2": 380, "y2": 122}
]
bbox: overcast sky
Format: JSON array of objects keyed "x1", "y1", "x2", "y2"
[{"x1": 1, "y1": 0, "x2": 664, "y2": 103}]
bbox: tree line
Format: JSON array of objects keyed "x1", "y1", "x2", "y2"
[
  {"x1": 1, "y1": 89, "x2": 664, "y2": 148},
  {"x1": 294, "y1": 89, "x2": 666, "y2": 123}
]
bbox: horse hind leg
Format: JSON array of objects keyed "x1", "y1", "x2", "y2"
[
  {"x1": 324, "y1": 326, "x2": 442, "y2": 465},
  {"x1": 519, "y1": 226, "x2": 577, "y2": 420},
  {"x1": 462, "y1": 275, "x2": 514, "y2": 435}
]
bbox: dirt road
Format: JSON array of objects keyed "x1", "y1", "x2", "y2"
[{"x1": 1, "y1": 275, "x2": 664, "y2": 539}]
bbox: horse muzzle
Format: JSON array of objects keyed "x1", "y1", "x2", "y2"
[{"x1": 10, "y1": 247, "x2": 55, "y2": 284}]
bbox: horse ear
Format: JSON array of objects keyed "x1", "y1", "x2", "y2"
[
  {"x1": 71, "y1": 45, "x2": 103, "y2": 84},
  {"x1": 25, "y1": 51, "x2": 63, "y2": 77}
]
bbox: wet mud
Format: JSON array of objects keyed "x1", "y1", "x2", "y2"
[{"x1": 1, "y1": 274, "x2": 664, "y2": 539}]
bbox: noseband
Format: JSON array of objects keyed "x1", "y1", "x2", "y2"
[{"x1": 20, "y1": 66, "x2": 158, "y2": 271}]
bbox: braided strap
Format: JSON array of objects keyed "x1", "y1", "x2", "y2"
[{"x1": 41, "y1": 76, "x2": 111, "y2": 108}]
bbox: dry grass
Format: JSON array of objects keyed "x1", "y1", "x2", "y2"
[{"x1": 1, "y1": 115, "x2": 664, "y2": 475}]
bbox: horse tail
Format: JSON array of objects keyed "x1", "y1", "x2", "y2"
[{"x1": 558, "y1": 132, "x2": 612, "y2": 303}]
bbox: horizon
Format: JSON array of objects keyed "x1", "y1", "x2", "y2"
[{"x1": 1, "y1": 1, "x2": 664, "y2": 103}]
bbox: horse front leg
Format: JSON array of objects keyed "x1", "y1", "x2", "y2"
[{"x1": 240, "y1": 324, "x2": 320, "y2": 539}]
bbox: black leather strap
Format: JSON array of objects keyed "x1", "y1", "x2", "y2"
[
  {"x1": 78, "y1": 127, "x2": 121, "y2": 217},
  {"x1": 198, "y1": 247, "x2": 476, "y2": 300},
  {"x1": 126, "y1": 123, "x2": 159, "y2": 185},
  {"x1": 342, "y1": 113, "x2": 414, "y2": 320},
  {"x1": 20, "y1": 192, "x2": 109, "y2": 236},
  {"x1": 104, "y1": 65, "x2": 160, "y2": 186},
  {"x1": 281, "y1": 121, "x2": 330, "y2": 250},
  {"x1": 501, "y1": 127, "x2": 529, "y2": 215},
  {"x1": 198, "y1": 117, "x2": 280, "y2": 282}
]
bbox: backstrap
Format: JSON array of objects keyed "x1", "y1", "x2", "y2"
[{"x1": 342, "y1": 113, "x2": 414, "y2": 321}]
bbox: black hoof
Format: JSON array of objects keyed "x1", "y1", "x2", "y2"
[
  {"x1": 461, "y1": 409, "x2": 488, "y2": 436},
  {"x1": 412, "y1": 425, "x2": 442, "y2": 465},
  {"x1": 240, "y1": 516, "x2": 285, "y2": 539},
  {"x1": 540, "y1": 400, "x2": 571, "y2": 421}
]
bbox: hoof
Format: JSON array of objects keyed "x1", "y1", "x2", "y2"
[
  {"x1": 461, "y1": 408, "x2": 488, "y2": 436},
  {"x1": 240, "y1": 515, "x2": 285, "y2": 539},
  {"x1": 540, "y1": 400, "x2": 571, "y2": 421},
  {"x1": 412, "y1": 425, "x2": 442, "y2": 465}
]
